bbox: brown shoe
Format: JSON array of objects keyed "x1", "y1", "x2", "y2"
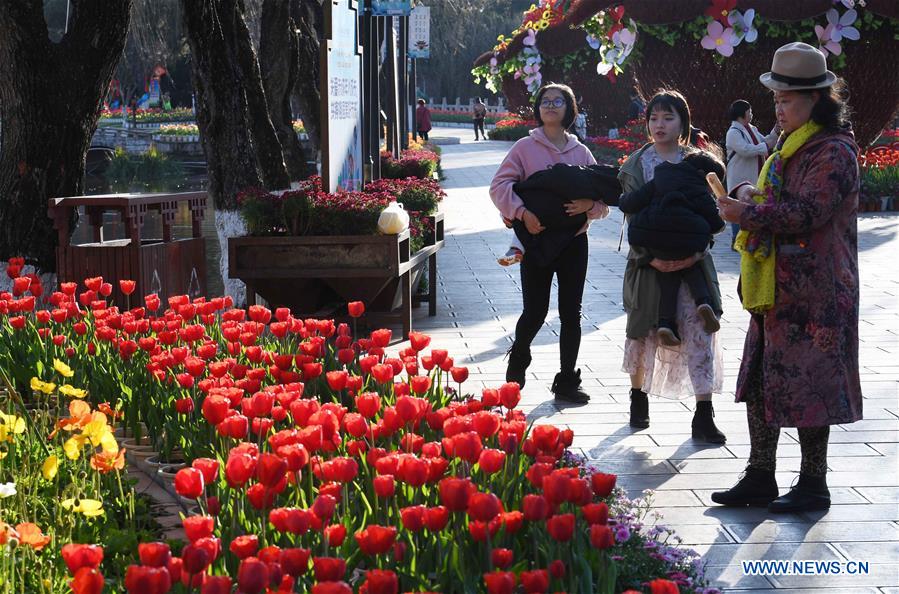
[{"x1": 697, "y1": 303, "x2": 720, "y2": 334}]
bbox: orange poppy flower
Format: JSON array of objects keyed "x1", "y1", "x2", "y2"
[
  {"x1": 91, "y1": 449, "x2": 126, "y2": 473},
  {"x1": 16, "y1": 523, "x2": 51, "y2": 550}
]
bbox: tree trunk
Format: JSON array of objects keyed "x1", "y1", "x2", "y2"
[
  {"x1": 181, "y1": 0, "x2": 265, "y2": 210},
  {"x1": 259, "y1": 0, "x2": 310, "y2": 181},
  {"x1": 292, "y1": 0, "x2": 323, "y2": 154},
  {"x1": 0, "y1": 0, "x2": 132, "y2": 272}
]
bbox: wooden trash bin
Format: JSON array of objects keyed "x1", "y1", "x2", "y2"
[{"x1": 48, "y1": 192, "x2": 207, "y2": 309}]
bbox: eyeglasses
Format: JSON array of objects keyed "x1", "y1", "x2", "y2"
[{"x1": 539, "y1": 97, "x2": 565, "y2": 109}]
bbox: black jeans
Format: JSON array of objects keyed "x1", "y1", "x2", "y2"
[
  {"x1": 473, "y1": 117, "x2": 485, "y2": 139},
  {"x1": 418, "y1": 130, "x2": 429, "y2": 141},
  {"x1": 657, "y1": 263, "x2": 710, "y2": 325},
  {"x1": 512, "y1": 233, "x2": 588, "y2": 374}
]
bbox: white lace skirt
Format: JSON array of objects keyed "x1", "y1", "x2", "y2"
[{"x1": 621, "y1": 284, "x2": 724, "y2": 399}]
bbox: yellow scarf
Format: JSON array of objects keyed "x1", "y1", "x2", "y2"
[{"x1": 735, "y1": 121, "x2": 822, "y2": 313}]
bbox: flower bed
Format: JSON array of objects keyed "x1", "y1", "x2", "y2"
[
  {"x1": 236, "y1": 176, "x2": 444, "y2": 255},
  {"x1": 0, "y1": 269, "x2": 719, "y2": 593},
  {"x1": 100, "y1": 107, "x2": 195, "y2": 124},
  {"x1": 488, "y1": 118, "x2": 536, "y2": 141},
  {"x1": 380, "y1": 148, "x2": 441, "y2": 181},
  {"x1": 859, "y1": 144, "x2": 899, "y2": 211}
]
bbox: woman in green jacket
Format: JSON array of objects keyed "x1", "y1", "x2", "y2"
[{"x1": 618, "y1": 90, "x2": 726, "y2": 444}]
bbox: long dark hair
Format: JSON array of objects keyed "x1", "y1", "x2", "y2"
[
  {"x1": 799, "y1": 79, "x2": 852, "y2": 131},
  {"x1": 645, "y1": 89, "x2": 692, "y2": 143},
  {"x1": 533, "y1": 82, "x2": 578, "y2": 129}
]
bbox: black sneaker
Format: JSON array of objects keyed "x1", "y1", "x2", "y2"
[
  {"x1": 711, "y1": 467, "x2": 779, "y2": 506},
  {"x1": 505, "y1": 346, "x2": 531, "y2": 388},
  {"x1": 551, "y1": 369, "x2": 590, "y2": 404}
]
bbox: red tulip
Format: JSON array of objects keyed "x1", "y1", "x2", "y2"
[
  {"x1": 201, "y1": 395, "x2": 231, "y2": 426},
  {"x1": 549, "y1": 559, "x2": 565, "y2": 579},
  {"x1": 229, "y1": 534, "x2": 259, "y2": 559},
  {"x1": 370, "y1": 363, "x2": 394, "y2": 384},
  {"x1": 373, "y1": 474, "x2": 395, "y2": 498},
  {"x1": 450, "y1": 366, "x2": 469, "y2": 383},
  {"x1": 424, "y1": 506, "x2": 449, "y2": 532},
  {"x1": 347, "y1": 301, "x2": 365, "y2": 318},
  {"x1": 355, "y1": 392, "x2": 381, "y2": 418},
  {"x1": 181, "y1": 543, "x2": 211, "y2": 575},
  {"x1": 175, "y1": 468, "x2": 205, "y2": 499},
  {"x1": 582, "y1": 502, "x2": 609, "y2": 525},
  {"x1": 324, "y1": 524, "x2": 347, "y2": 546},
  {"x1": 477, "y1": 449, "x2": 506, "y2": 474},
  {"x1": 590, "y1": 524, "x2": 615, "y2": 549},
  {"x1": 236, "y1": 557, "x2": 269, "y2": 594},
  {"x1": 182, "y1": 515, "x2": 214, "y2": 542},
  {"x1": 542, "y1": 471, "x2": 571, "y2": 506},
  {"x1": 546, "y1": 513, "x2": 575, "y2": 542},
  {"x1": 520, "y1": 569, "x2": 549, "y2": 593},
  {"x1": 491, "y1": 548, "x2": 513, "y2": 569},
  {"x1": 138, "y1": 542, "x2": 171, "y2": 568},
  {"x1": 438, "y1": 477, "x2": 474, "y2": 511},
  {"x1": 370, "y1": 328, "x2": 391, "y2": 347},
  {"x1": 450, "y1": 431, "x2": 483, "y2": 464},
  {"x1": 531, "y1": 425, "x2": 561, "y2": 452},
  {"x1": 246, "y1": 483, "x2": 278, "y2": 510},
  {"x1": 256, "y1": 453, "x2": 288, "y2": 487},
  {"x1": 200, "y1": 576, "x2": 232, "y2": 594},
  {"x1": 119, "y1": 280, "x2": 137, "y2": 295},
  {"x1": 363, "y1": 569, "x2": 398, "y2": 594},
  {"x1": 191, "y1": 458, "x2": 219, "y2": 484},
  {"x1": 354, "y1": 525, "x2": 397, "y2": 556},
  {"x1": 522, "y1": 494, "x2": 550, "y2": 521},
  {"x1": 400, "y1": 505, "x2": 427, "y2": 532},
  {"x1": 61, "y1": 543, "x2": 104, "y2": 574},
  {"x1": 70, "y1": 567, "x2": 104, "y2": 594},
  {"x1": 280, "y1": 547, "x2": 311, "y2": 577},
  {"x1": 498, "y1": 382, "x2": 521, "y2": 409},
  {"x1": 468, "y1": 491, "x2": 503, "y2": 522},
  {"x1": 649, "y1": 579, "x2": 680, "y2": 594},
  {"x1": 312, "y1": 557, "x2": 346, "y2": 581},
  {"x1": 124, "y1": 564, "x2": 172, "y2": 594},
  {"x1": 312, "y1": 494, "x2": 337, "y2": 522},
  {"x1": 483, "y1": 571, "x2": 516, "y2": 594},
  {"x1": 591, "y1": 472, "x2": 617, "y2": 497},
  {"x1": 225, "y1": 453, "x2": 256, "y2": 487}
]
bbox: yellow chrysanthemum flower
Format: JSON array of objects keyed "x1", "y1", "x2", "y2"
[
  {"x1": 61, "y1": 498, "x2": 105, "y2": 517},
  {"x1": 53, "y1": 359, "x2": 74, "y2": 378},
  {"x1": 59, "y1": 384, "x2": 87, "y2": 399},
  {"x1": 41, "y1": 455, "x2": 59, "y2": 481}
]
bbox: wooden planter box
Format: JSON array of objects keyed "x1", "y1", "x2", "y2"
[{"x1": 228, "y1": 213, "x2": 444, "y2": 338}]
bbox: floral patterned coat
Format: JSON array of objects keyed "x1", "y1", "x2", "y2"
[{"x1": 735, "y1": 130, "x2": 863, "y2": 428}]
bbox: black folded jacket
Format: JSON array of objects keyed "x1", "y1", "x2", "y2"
[{"x1": 511, "y1": 163, "x2": 621, "y2": 266}]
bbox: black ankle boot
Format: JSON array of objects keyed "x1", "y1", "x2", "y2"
[
  {"x1": 505, "y1": 346, "x2": 531, "y2": 388},
  {"x1": 551, "y1": 369, "x2": 589, "y2": 404},
  {"x1": 629, "y1": 388, "x2": 649, "y2": 428},
  {"x1": 768, "y1": 473, "x2": 831, "y2": 513},
  {"x1": 692, "y1": 401, "x2": 727, "y2": 444},
  {"x1": 711, "y1": 467, "x2": 779, "y2": 506}
]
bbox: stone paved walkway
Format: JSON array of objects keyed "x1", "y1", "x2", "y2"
[{"x1": 411, "y1": 127, "x2": 899, "y2": 592}]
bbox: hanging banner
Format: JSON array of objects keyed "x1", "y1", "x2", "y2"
[
  {"x1": 321, "y1": 0, "x2": 364, "y2": 193},
  {"x1": 371, "y1": 0, "x2": 412, "y2": 16},
  {"x1": 408, "y1": 6, "x2": 430, "y2": 58}
]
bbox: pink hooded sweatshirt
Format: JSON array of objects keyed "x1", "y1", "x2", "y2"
[{"x1": 490, "y1": 127, "x2": 607, "y2": 234}]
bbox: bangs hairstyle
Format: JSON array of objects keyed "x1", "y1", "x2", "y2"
[
  {"x1": 533, "y1": 83, "x2": 578, "y2": 129},
  {"x1": 645, "y1": 89, "x2": 692, "y2": 143}
]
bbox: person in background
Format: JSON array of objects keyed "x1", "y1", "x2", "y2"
[
  {"x1": 724, "y1": 99, "x2": 779, "y2": 246},
  {"x1": 574, "y1": 97, "x2": 588, "y2": 141},
  {"x1": 416, "y1": 99, "x2": 432, "y2": 142},
  {"x1": 628, "y1": 88, "x2": 645, "y2": 121},
  {"x1": 473, "y1": 97, "x2": 488, "y2": 141}
]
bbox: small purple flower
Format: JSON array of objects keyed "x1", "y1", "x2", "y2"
[
  {"x1": 727, "y1": 9, "x2": 758, "y2": 45},
  {"x1": 827, "y1": 8, "x2": 860, "y2": 42}
]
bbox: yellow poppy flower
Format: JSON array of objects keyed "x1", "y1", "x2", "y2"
[
  {"x1": 53, "y1": 358, "x2": 74, "y2": 378},
  {"x1": 61, "y1": 498, "x2": 105, "y2": 517},
  {"x1": 29, "y1": 378, "x2": 56, "y2": 394},
  {"x1": 63, "y1": 435, "x2": 86, "y2": 460},
  {"x1": 0, "y1": 413, "x2": 25, "y2": 443},
  {"x1": 82, "y1": 419, "x2": 112, "y2": 448},
  {"x1": 42, "y1": 455, "x2": 59, "y2": 480},
  {"x1": 59, "y1": 384, "x2": 87, "y2": 399}
]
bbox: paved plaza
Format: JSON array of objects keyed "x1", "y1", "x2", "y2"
[{"x1": 412, "y1": 127, "x2": 899, "y2": 592}]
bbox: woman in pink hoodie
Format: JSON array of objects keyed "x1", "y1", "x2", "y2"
[{"x1": 490, "y1": 82, "x2": 609, "y2": 403}]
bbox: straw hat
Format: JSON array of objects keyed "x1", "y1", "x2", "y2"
[{"x1": 760, "y1": 42, "x2": 837, "y2": 91}]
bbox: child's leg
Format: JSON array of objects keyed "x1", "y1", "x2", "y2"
[
  {"x1": 656, "y1": 271, "x2": 682, "y2": 346},
  {"x1": 682, "y1": 263, "x2": 720, "y2": 333},
  {"x1": 681, "y1": 263, "x2": 710, "y2": 305},
  {"x1": 498, "y1": 231, "x2": 524, "y2": 266}
]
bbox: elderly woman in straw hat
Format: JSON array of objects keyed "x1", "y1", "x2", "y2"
[{"x1": 712, "y1": 42, "x2": 862, "y2": 513}]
